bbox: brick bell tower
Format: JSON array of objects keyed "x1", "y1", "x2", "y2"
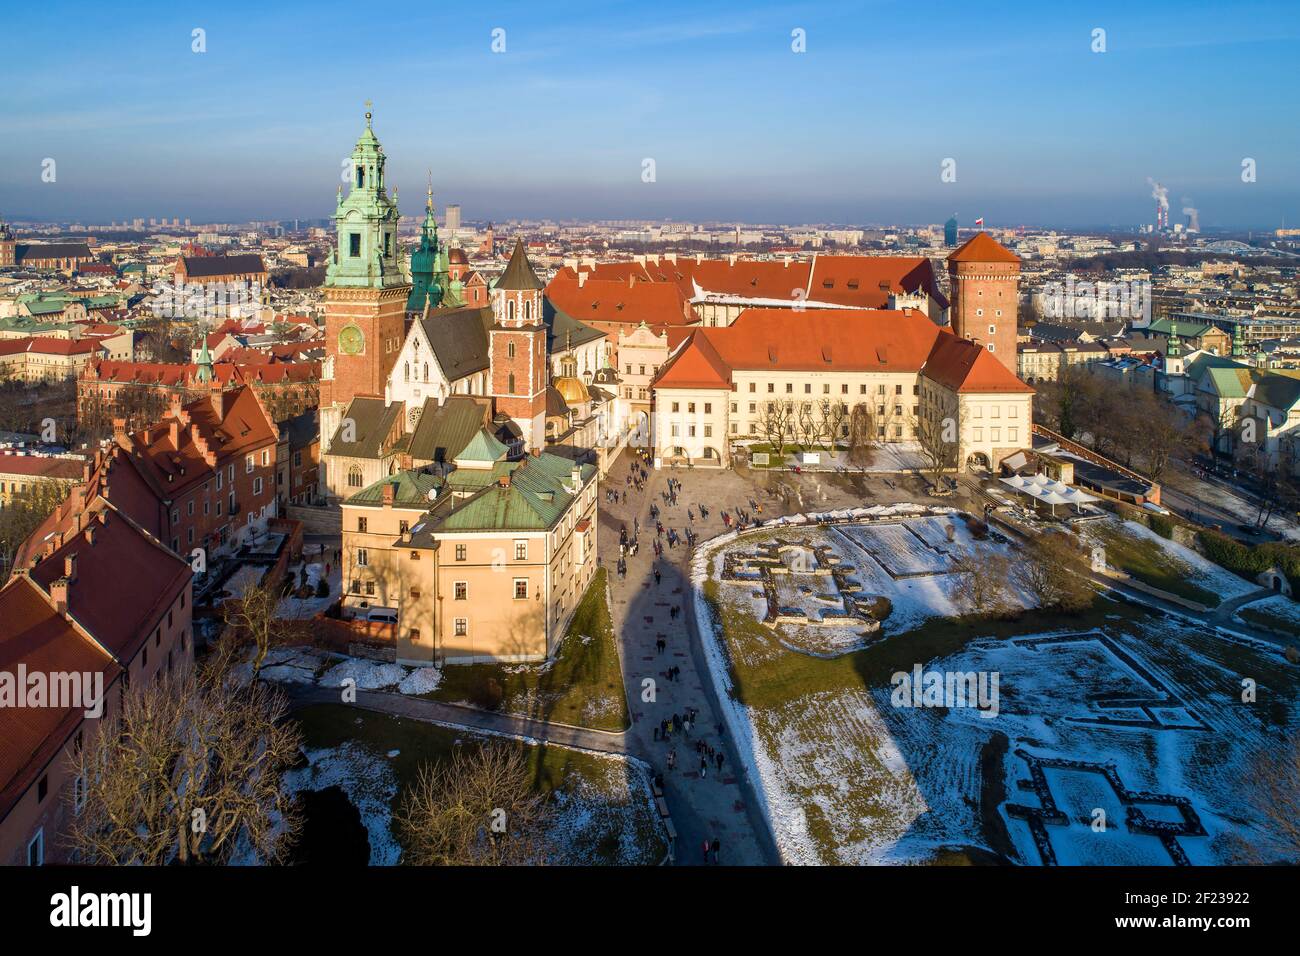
[
  {"x1": 489, "y1": 238, "x2": 547, "y2": 452},
  {"x1": 946, "y1": 231, "x2": 1020, "y2": 373},
  {"x1": 319, "y1": 105, "x2": 411, "y2": 461}
]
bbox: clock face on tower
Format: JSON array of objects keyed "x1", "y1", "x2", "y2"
[{"x1": 338, "y1": 324, "x2": 365, "y2": 355}]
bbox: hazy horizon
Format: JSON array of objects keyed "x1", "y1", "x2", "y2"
[{"x1": 3, "y1": 0, "x2": 1298, "y2": 231}]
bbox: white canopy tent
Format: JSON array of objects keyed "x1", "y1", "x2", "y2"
[{"x1": 999, "y1": 474, "x2": 1101, "y2": 516}]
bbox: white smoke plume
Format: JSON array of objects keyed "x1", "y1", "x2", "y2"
[
  {"x1": 1147, "y1": 177, "x2": 1170, "y2": 210},
  {"x1": 1181, "y1": 198, "x2": 1200, "y2": 233}
]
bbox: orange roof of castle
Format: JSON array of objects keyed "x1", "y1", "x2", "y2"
[{"x1": 948, "y1": 231, "x2": 1019, "y2": 264}]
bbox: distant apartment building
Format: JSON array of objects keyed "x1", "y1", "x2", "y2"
[{"x1": 0, "y1": 453, "x2": 82, "y2": 510}]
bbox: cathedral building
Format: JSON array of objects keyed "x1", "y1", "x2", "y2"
[
  {"x1": 313, "y1": 112, "x2": 609, "y2": 661},
  {"x1": 318, "y1": 111, "x2": 624, "y2": 508}
]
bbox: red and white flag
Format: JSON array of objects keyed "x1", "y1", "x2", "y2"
[{"x1": 975, "y1": 217, "x2": 984, "y2": 227}]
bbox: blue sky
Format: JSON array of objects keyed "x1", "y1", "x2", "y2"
[{"x1": 1, "y1": 0, "x2": 1297, "y2": 229}]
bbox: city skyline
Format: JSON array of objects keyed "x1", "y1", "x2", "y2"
[{"x1": 1, "y1": 1, "x2": 1299, "y2": 229}]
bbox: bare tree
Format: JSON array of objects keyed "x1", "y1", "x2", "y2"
[
  {"x1": 222, "y1": 575, "x2": 309, "y2": 677},
  {"x1": 846, "y1": 402, "x2": 876, "y2": 467},
  {"x1": 915, "y1": 408, "x2": 958, "y2": 488},
  {"x1": 953, "y1": 551, "x2": 1013, "y2": 616},
  {"x1": 758, "y1": 399, "x2": 794, "y2": 458},
  {"x1": 1018, "y1": 533, "x2": 1093, "y2": 612},
  {"x1": 795, "y1": 400, "x2": 820, "y2": 450},
  {"x1": 64, "y1": 640, "x2": 303, "y2": 865},
  {"x1": 822, "y1": 399, "x2": 848, "y2": 451},
  {"x1": 395, "y1": 741, "x2": 551, "y2": 866}
]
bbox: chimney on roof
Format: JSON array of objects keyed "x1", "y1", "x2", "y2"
[
  {"x1": 169, "y1": 418, "x2": 181, "y2": 448},
  {"x1": 498, "y1": 475, "x2": 511, "y2": 488},
  {"x1": 112, "y1": 417, "x2": 127, "y2": 440},
  {"x1": 530, "y1": 446, "x2": 541, "y2": 458},
  {"x1": 50, "y1": 577, "x2": 70, "y2": 616},
  {"x1": 64, "y1": 553, "x2": 77, "y2": 583},
  {"x1": 577, "y1": 271, "x2": 587, "y2": 288},
  {"x1": 382, "y1": 481, "x2": 395, "y2": 507},
  {"x1": 628, "y1": 274, "x2": 635, "y2": 289},
  {"x1": 84, "y1": 524, "x2": 96, "y2": 546}
]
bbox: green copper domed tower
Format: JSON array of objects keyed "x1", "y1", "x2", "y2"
[
  {"x1": 407, "y1": 176, "x2": 447, "y2": 313},
  {"x1": 326, "y1": 104, "x2": 406, "y2": 290}
]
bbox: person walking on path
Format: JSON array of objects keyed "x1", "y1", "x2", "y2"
[{"x1": 711, "y1": 838, "x2": 721, "y2": 864}]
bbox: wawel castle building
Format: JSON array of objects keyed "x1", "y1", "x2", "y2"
[{"x1": 650, "y1": 234, "x2": 1034, "y2": 470}]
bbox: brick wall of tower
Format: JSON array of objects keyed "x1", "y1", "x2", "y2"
[
  {"x1": 490, "y1": 327, "x2": 546, "y2": 420},
  {"x1": 948, "y1": 260, "x2": 1019, "y2": 373},
  {"x1": 323, "y1": 285, "x2": 410, "y2": 407}
]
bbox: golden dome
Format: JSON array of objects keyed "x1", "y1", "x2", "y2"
[{"x1": 553, "y1": 376, "x2": 588, "y2": 406}]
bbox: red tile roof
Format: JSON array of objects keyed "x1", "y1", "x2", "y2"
[
  {"x1": 26, "y1": 501, "x2": 190, "y2": 663},
  {"x1": 117, "y1": 385, "x2": 278, "y2": 499},
  {"x1": 0, "y1": 337, "x2": 104, "y2": 357},
  {"x1": 0, "y1": 576, "x2": 120, "y2": 821},
  {"x1": 653, "y1": 308, "x2": 1032, "y2": 395},
  {"x1": 948, "y1": 231, "x2": 1019, "y2": 264},
  {"x1": 0, "y1": 454, "x2": 84, "y2": 480},
  {"x1": 556, "y1": 254, "x2": 944, "y2": 309},
  {"x1": 546, "y1": 276, "x2": 698, "y2": 327},
  {"x1": 922, "y1": 331, "x2": 1035, "y2": 393}
]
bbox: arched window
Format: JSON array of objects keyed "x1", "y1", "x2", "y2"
[
  {"x1": 508, "y1": 373, "x2": 516, "y2": 394},
  {"x1": 507, "y1": 299, "x2": 516, "y2": 322},
  {"x1": 404, "y1": 362, "x2": 410, "y2": 381},
  {"x1": 347, "y1": 466, "x2": 363, "y2": 488},
  {"x1": 423, "y1": 363, "x2": 429, "y2": 381},
  {"x1": 507, "y1": 341, "x2": 516, "y2": 359},
  {"x1": 524, "y1": 299, "x2": 532, "y2": 321}
]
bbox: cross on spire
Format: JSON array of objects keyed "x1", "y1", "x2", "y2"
[{"x1": 364, "y1": 100, "x2": 373, "y2": 126}]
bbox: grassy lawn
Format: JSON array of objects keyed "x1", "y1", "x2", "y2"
[
  {"x1": 421, "y1": 569, "x2": 629, "y2": 731},
  {"x1": 1088, "y1": 523, "x2": 1221, "y2": 607},
  {"x1": 701, "y1": 567, "x2": 1154, "y2": 864},
  {"x1": 744, "y1": 442, "x2": 842, "y2": 469},
  {"x1": 293, "y1": 702, "x2": 665, "y2": 865}
]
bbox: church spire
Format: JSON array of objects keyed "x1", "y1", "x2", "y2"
[
  {"x1": 195, "y1": 329, "x2": 214, "y2": 383},
  {"x1": 324, "y1": 104, "x2": 404, "y2": 290}
]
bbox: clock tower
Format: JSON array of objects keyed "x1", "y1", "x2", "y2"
[{"x1": 319, "y1": 106, "x2": 412, "y2": 464}]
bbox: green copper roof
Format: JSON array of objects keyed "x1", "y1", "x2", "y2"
[
  {"x1": 347, "y1": 469, "x2": 443, "y2": 507},
  {"x1": 454, "y1": 427, "x2": 508, "y2": 464},
  {"x1": 325, "y1": 107, "x2": 406, "y2": 291},
  {"x1": 423, "y1": 453, "x2": 593, "y2": 533}
]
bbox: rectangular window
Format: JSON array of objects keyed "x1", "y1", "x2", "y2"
[
  {"x1": 514, "y1": 540, "x2": 528, "y2": 560},
  {"x1": 357, "y1": 549, "x2": 368, "y2": 566},
  {"x1": 455, "y1": 544, "x2": 467, "y2": 561},
  {"x1": 349, "y1": 233, "x2": 361, "y2": 257},
  {"x1": 454, "y1": 618, "x2": 467, "y2": 637},
  {"x1": 514, "y1": 578, "x2": 529, "y2": 600},
  {"x1": 358, "y1": 517, "x2": 367, "y2": 532},
  {"x1": 455, "y1": 582, "x2": 468, "y2": 600}
]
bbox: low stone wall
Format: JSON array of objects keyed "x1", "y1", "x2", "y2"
[{"x1": 286, "y1": 503, "x2": 341, "y2": 535}]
